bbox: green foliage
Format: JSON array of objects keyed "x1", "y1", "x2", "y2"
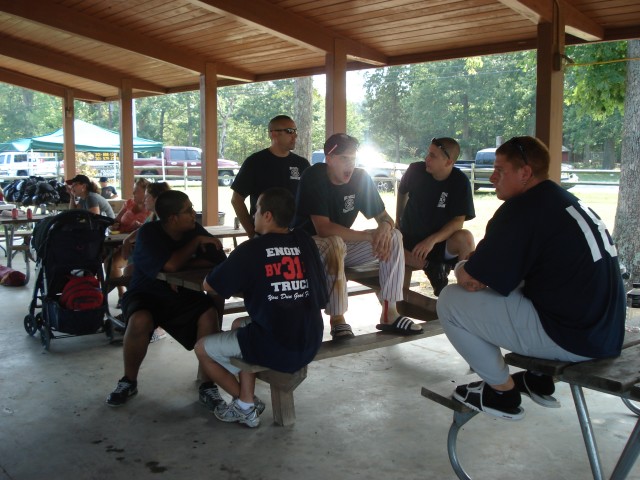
[{"x1": 0, "y1": 41, "x2": 629, "y2": 168}]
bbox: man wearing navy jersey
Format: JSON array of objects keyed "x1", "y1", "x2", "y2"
[
  {"x1": 438, "y1": 136, "x2": 625, "y2": 421},
  {"x1": 231, "y1": 115, "x2": 309, "y2": 238}
]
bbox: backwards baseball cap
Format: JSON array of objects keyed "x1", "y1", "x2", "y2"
[
  {"x1": 66, "y1": 174, "x2": 92, "y2": 186},
  {"x1": 99, "y1": 177, "x2": 108, "y2": 183},
  {"x1": 323, "y1": 133, "x2": 359, "y2": 156}
]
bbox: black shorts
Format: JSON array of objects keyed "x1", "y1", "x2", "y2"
[
  {"x1": 403, "y1": 235, "x2": 458, "y2": 266},
  {"x1": 121, "y1": 289, "x2": 216, "y2": 350}
]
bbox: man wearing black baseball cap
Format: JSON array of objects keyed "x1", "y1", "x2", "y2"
[
  {"x1": 66, "y1": 174, "x2": 115, "y2": 218},
  {"x1": 99, "y1": 176, "x2": 118, "y2": 199}
]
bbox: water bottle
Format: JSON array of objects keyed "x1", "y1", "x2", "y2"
[{"x1": 626, "y1": 282, "x2": 640, "y2": 333}]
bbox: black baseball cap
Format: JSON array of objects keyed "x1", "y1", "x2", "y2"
[{"x1": 66, "y1": 174, "x2": 92, "y2": 186}]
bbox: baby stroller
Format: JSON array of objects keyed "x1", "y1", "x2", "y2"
[{"x1": 24, "y1": 210, "x2": 114, "y2": 350}]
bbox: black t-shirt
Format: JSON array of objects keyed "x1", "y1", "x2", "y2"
[
  {"x1": 465, "y1": 180, "x2": 625, "y2": 358},
  {"x1": 128, "y1": 220, "x2": 213, "y2": 295},
  {"x1": 399, "y1": 162, "x2": 475, "y2": 250},
  {"x1": 205, "y1": 231, "x2": 326, "y2": 373},
  {"x1": 294, "y1": 163, "x2": 385, "y2": 235},
  {"x1": 231, "y1": 148, "x2": 309, "y2": 215}
]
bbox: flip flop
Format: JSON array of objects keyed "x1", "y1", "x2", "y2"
[
  {"x1": 376, "y1": 316, "x2": 423, "y2": 335},
  {"x1": 330, "y1": 323, "x2": 355, "y2": 340}
]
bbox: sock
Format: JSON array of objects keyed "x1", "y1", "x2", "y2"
[{"x1": 236, "y1": 399, "x2": 254, "y2": 411}]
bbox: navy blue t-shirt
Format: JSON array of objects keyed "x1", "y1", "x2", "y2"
[
  {"x1": 294, "y1": 163, "x2": 385, "y2": 235},
  {"x1": 399, "y1": 162, "x2": 475, "y2": 250},
  {"x1": 465, "y1": 180, "x2": 625, "y2": 358},
  {"x1": 205, "y1": 231, "x2": 326, "y2": 373},
  {"x1": 231, "y1": 148, "x2": 309, "y2": 215},
  {"x1": 127, "y1": 220, "x2": 213, "y2": 295}
]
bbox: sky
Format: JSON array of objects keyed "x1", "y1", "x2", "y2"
[{"x1": 313, "y1": 70, "x2": 368, "y2": 103}]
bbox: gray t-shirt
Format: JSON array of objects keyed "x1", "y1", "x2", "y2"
[{"x1": 77, "y1": 192, "x2": 115, "y2": 218}]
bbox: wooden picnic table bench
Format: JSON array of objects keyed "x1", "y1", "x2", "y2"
[
  {"x1": 157, "y1": 262, "x2": 440, "y2": 426},
  {"x1": 421, "y1": 331, "x2": 640, "y2": 480}
]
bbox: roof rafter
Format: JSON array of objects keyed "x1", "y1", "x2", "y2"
[
  {"x1": 0, "y1": 36, "x2": 166, "y2": 94},
  {"x1": 0, "y1": 67, "x2": 104, "y2": 102},
  {"x1": 0, "y1": 0, "x2": 256, "y2": 83},
  {"x1": 189, "y1": 0, "x2": 388, "y2": 66},
  {"x1": 498, "y1": 0, "x2": 604, "y2": 41}
]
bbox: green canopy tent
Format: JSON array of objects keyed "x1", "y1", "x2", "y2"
[{"x1": 0, "y1": 119, "x2": 162, "y2": 153}]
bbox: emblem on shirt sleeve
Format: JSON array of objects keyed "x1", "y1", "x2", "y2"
[
  {"x1": 289, "y1": 166, "x2": 301, "y2": 180},
  {"x1": 343, "y1": 194, "x2": 355, "y2": 213}
]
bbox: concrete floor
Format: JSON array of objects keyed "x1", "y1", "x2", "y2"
[{"x1": 1, "y1": 252, "x2": 639, "y2": 480}]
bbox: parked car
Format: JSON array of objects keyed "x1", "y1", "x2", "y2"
[
  {"x1": 89, "y1": 146, "x2": 240, "y2": 186},
  {"x1": 0, "y1": 151, "x2": 61, "y2": 177},
  {"x1": 311, "y1": 146, "x2": 408, "y2": 192},
  {"x1": 456, "y1": 147, "x2": 579, "y2": 190}
]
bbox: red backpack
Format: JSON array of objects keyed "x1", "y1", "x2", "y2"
[{"x1": 60, "y1": 273, "x2": 103, "y2": 311}]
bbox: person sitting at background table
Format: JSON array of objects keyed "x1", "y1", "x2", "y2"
[
  {"x1": 106, "y1": 190, "x2": 227, "y2": 409},
  {"x1": 107, "y1": 178, "x2": 150, "y2": 306},
  {"x1": 66, "y1": 174, "x2": 115, "y2": 218},
  {"x1": 437, "y1": 136, "x2": 625, "y2": 421},
  {"x1": 100, "y1": 177, "x2": 118, "y2": 199},
  {"x1": 195, "y1": 187, "x2": 327, "y2": 428},
  {"x1": 120, "y1": 181, "x2": 171, "y2": 342}
]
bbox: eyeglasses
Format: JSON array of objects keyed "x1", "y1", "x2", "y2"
[
  {"x1": 270, "y1": 128, "x2": 297, "y2": 135},
  {"x1": 510, "y1": 138, "x2": 528, "y2": 165},
  {"x1": 431, "y1": 138, "x2": 450, "y2": 159}
]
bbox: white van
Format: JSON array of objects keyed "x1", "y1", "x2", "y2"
[
  {"x1": 0, "y1": 152, "x2": 31, "y2": 176},
  {"x1": 0, "y1": 151, "x2": 61, "y2": 177}
]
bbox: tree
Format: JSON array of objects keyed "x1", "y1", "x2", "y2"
[
  {"x1": 613, "y1": 40, "x2": 640, "y2": 283},
  {"x1": 294, "y1": 77, "x2": 313, "y2": 160}
]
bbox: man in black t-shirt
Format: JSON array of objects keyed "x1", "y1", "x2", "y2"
[
  {"x1": 294, "y1": 133, "x2": 423, "y2": 339},
  {"x1": 437, "y1": 136, "x2": 625, "y2": 421},
  {"x1": 105, "y1": 190, "x2": 227, "y2": 411},
  {"x1": 397, "y1": 137, "x2": 475, "y2": 296},
  {"x1": 196, "y1": 188, "x2": 327, "y2": 428},
  {"x1": 231, "y1": 115, "x2": 309, "y2": 238}
]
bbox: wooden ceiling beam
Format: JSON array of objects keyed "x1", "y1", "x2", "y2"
[
  {"x1": 0, "y1": 67, "x2": 104, "y2": 102},
  {"x1": 498, "y1": 0, "x2": 603, "y2": 41},
  {"x1": 189, "y1": 0, "x2": 387, "y2": 66},
  {"x1": 0, "y1": 0, "x2": 255, "y2": 82},
  {"x1": 0, "y1": 36, "x2": 166, "y2": 93}
]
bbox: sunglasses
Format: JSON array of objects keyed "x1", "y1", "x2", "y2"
[
  {"x1": 431, "y1": 138, "x2": 450, "y2": 159},
  {"x1": 271, "y1": 128, "x2": 297, "y2": 135},
  {"x1": 510, "y1": 137, "x2": 528, "y2": 165}
]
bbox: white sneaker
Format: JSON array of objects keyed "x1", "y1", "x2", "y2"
[{"x1": 214, "y1": 398, "x2": 260, "y2": 428}]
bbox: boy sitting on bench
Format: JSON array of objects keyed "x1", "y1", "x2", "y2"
[{"x1": 195, "y1": 187, "x2": 328, "y2": 428}]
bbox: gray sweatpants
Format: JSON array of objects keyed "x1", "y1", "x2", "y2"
[{"x1": 437, "y1": 284, "x2": 590, "y2": 385}]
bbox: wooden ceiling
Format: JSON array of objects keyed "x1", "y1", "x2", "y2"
[{"x1": 0, "y1": 0, "x2": 639, "y2": 102}]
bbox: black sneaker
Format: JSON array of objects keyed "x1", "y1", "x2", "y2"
[
  {"x1": 199, "y1": 381, "x2": 226, "y2": 412},
  {"x1": 453, "y1": 381, "x2": 524, "y2": 420},
  {"x1": 424, "y1": 261, "x2": 451, "y2": 296},
  {"x1": 106, "y1": 376, "x2": 138, "y2": 407},
  {"x1": 513, "y1": 371, "x2": 560, "y2": 408}
]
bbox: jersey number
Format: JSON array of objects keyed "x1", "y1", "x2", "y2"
[{"x1": 566, "y1": 202, "x2": 617, "y2": 262}]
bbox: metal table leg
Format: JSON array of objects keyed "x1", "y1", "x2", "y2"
[
  {"x1": 447, "y1": 410, "x2": 479, "y2": 480},
  {"x1": 610, "y1": 416, "x2": 640, "y2": 480},
  {"x1": 570, "y1": 384, "x2": 605, "y2": 480}
]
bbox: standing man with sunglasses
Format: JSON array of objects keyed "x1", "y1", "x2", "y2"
[
  {"x1": 438, "y1": 136, "x2": 624, "y2": 421},
  {"x1": 396, "y1": 137, "x2": 475, "y2": 296},
  {"x1": 231, "y1": 115, "x2": 310, "y2": 238}
]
